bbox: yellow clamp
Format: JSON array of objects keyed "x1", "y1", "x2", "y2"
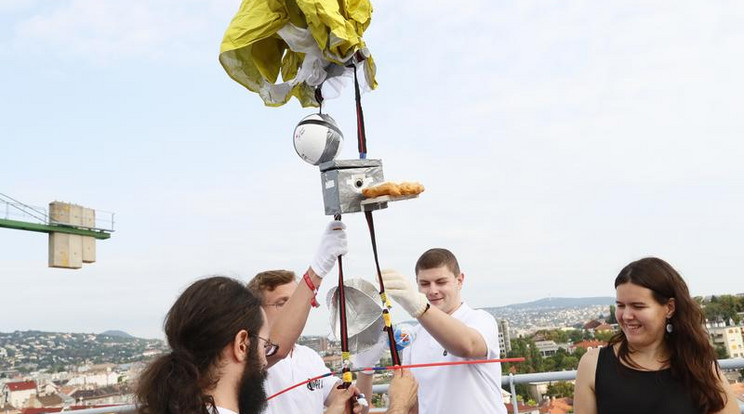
[
  {"x1": 342, "y1": 351, "x2": 350, "y2": 360},
  {"x1": 382, "y1": 312, "x2": 392, "y2": 327},
  {"x1": 343, "y1": 371, "x2": 353, "y2": 383},
  {"x1": 380, "y1": 293, "x2": 393, "y2": 309}
]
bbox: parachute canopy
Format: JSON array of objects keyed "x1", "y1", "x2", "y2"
[{"x1": 219, "y1": 0, "x2": 377, "y2": 107}]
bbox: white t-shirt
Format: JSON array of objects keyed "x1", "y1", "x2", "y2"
[
  {"x1": 263, "y1": 344, "x2": 339, "y2": 414},
  {"x1": 402, "y1": 303, "x2": 507, "y2": 414},
  {"x1": 216, "y1": 407, "x2": 237, "y2": 414}
]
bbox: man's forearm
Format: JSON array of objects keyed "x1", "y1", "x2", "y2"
[
  {"x1": 417, "y1": 305, "x2": 487, "y2": 358},
  {"x1": 267, "y1": 267, "x2": 322, "y2": 363},
  {"x1": 355, "y1": 373, "x2": 373, "y2": 414}
]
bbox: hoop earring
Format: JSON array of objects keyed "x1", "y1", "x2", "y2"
[{"x1": 666, "y1": 318, "x2": 673, "y2": 334}]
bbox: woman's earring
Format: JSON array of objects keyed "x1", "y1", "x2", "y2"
[{"x1": 666, "y1": 318, "x2": 673, "y2": 334}]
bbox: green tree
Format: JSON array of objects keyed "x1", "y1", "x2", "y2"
[
  {"x1": 505, "y1": 338, "x2": 543, "y2": 374},
  {"x1": 515, "y1": 384, "x2": 531, "y2": 402},
  {"x1": 594, "y1": 330, "x2": 614, "y2": 342},
  {"x1": 607, "y1": 305, "x2": 617, "y2": 324},
  {"x1": 560, "y1": 356, "x2": 579, "y2": 370},
  {"x1": 568, "y1": 329, "x2": 584, "y2": 343},
  {"x1": 718, "y1": 295, "x2": 742, "y2": 324},
  {"x1": 704, "y1": 302, "x2": 724, "y2": 321},
  {"x1": 715, "y1": 344, "x2": 729, "y2": 359},
  {"x1": 546, "y1": 381, "x2": 574, "y2": 398},
  {"x1": 542, "y1": 358, "x2": 556, "y2": 372},
  {"x1": 533, "y1": 329, "x2": 569, "y2": 343},
  {"x1": 551, "y1": 348, "x2": 566, "y2": 366}
]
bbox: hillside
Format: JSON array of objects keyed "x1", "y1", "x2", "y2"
[
  {"x1": 0, "y1": 330, "x2": 167, "y2": 374},
  {"x1": 492, "y1": 296, "x2": 615, "y2": 311},
  {"x1": 99, "y1": 330, "x2": 134, "y2": 338}
]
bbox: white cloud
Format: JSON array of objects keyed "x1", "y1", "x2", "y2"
[{"x1": 10, "y1": 0, "x2": 236, "y2": 64}]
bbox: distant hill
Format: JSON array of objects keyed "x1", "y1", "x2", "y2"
[
  {"x1": 99, "y1": 330, "x2": 135, "y2": 338},
  {"x1": 0, "y1": 330, "x2": 167, "y2": 373},
  {"x1": 487, "y1": 296, "x2": 615, "y2": 311}
]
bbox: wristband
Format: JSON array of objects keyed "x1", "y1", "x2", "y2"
[
  {"x1": 303, "y1": 271, "x2": 320, "y2": 308},
  {"x1": 418, "y1": 303, "x2": 431, "y2": 318}
]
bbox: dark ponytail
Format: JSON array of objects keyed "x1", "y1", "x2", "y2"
[
  {"x1": 136, "y1": 276, "x2": 263, "y2": 414},
  {"x1": 136, "y1": 352, "x2": 212, "y2": 414}
]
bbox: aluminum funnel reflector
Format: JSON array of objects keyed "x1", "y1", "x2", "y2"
[{"x1": 327, "y1": 278, "x2": 385, "y2": 354}]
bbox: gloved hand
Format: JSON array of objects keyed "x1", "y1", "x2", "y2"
[
  {"x1": 351, "y1": 330, "x2": 387, "y2": 374},
  {"x1": 310, "y1": 220, "x2": 348, "y2": 278},
  {"x1": 382, "y1": 270, "x2": 429, "y2": 318}
]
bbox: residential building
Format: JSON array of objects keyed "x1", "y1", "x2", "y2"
[
  {"x1": 534, "y1": 340, "x2": 559, "y2": 357},
  {"x1": 499, "y1": 320, "x2": 512, "y2": 356},
  {"x1": 2, "y1": 381, "x2": 37, "y2": 408},
  {"x1": 708, "y1": 324, "x2": 744, "y2": 358},
  {"x1": 594, "y1": 323, "x2": 614, "y2": 333},
  {"x1": 299, "y1": 336, "x2": 330, "y2": 354},
  {"x1": 323, "y1": 354, "x2": 343, "y2": 371},
  {"x1": 67, "y1": 371, "x2": 118, "y2": 388}
]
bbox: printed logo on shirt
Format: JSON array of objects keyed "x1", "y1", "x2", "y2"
[{"x1": 306, "y1": 378, "x2": 324, "y2": 391}]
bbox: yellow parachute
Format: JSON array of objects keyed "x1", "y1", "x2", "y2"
[{"x1": 219, "y1": 0, "x2": 377, "y2": 107}]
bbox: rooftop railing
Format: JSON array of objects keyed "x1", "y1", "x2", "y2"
[{"x1": 35, "y1": 358, "x2": 744, "y2": 414}]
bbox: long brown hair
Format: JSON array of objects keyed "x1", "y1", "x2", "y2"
[
  {"x1": 608, "y1": 257, "x2": 725, "y2": 413},
  {"x1": 135, "y1": 276, "x2": 263, "y2": 414}
]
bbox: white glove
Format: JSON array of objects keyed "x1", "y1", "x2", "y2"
[
  {"x1": 351, "y1": 330, "x2": 387, "y2": 374},
  {"x1": 310, "y1": 220, "x2": 348, "y2": 278},
  {"x1": 382, "y1": 270, "x2": 429, "y2": 318}
]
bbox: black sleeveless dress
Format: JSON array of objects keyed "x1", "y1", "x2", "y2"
[{"x1": 595, "y1": 346, "x2": 700, "y2": 414}]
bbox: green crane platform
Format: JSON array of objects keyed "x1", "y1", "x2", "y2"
[{"x1": 1, "y1": 192, "x2": 114, "y2": 268}]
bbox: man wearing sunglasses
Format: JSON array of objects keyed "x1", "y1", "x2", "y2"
[
  {"x1": 135, "y1": 276, "x2": 275, "y2": 414},
  {"x1": 135, "y1": 275, "x2": 371, "y2": 414}
]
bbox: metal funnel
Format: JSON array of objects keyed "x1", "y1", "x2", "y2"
[{"x1": 327, "y1": 278, "x2": 385, "y2": 353}]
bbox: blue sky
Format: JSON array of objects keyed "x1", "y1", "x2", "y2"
[{"x1": 1, "y1": 1, "x2": 743, "y2": 339}]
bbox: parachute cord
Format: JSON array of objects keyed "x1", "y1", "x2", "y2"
[
  {"x1": 351, "y1": 62, "x2": 368, "y2": 159},
  {"x1": 315, "y1": 87, "x2": 324, "y2": 114},
  {"x1": 364, "y1": 210, "x2": 402, "y2": 366},
  {"x1": 334, "y1": 213, "x2": 353, "y2": 389}
]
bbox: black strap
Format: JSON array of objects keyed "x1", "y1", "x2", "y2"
[
  {"x1": 315, "y1": 87, "x2": 324, "y2": 113},
  {"x1": 334, "y1": 214, "x2": 352, "y2": 389},
  {"x1": 364, "y1": 211, "x2": 402, "y2": 366},
  {"x1": 352, "y1": 63, "x2": 368, "y2": 159}
]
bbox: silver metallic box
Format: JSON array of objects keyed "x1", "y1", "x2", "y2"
[{"x1": 319, "y1": 159, "x2": 386, "y2": 215}]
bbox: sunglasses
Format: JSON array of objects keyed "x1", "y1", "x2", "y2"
[{"x1": 254, "y1": 335, "x2": 279, "y2": 357}]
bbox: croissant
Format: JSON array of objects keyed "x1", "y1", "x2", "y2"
[{"x1": 362, "y1": 181, "x2": 425, "y2": 198}]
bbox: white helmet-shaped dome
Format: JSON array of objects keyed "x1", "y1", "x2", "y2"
[{"x1": 293, "y1": 113, "x2": 344, "y2": 165}]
